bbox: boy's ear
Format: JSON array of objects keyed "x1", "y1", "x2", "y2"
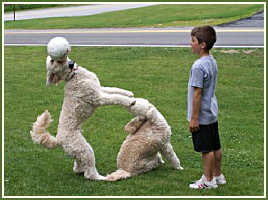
[{"x1": 200, "y1": 42, "x2": 207, "y2": 49}]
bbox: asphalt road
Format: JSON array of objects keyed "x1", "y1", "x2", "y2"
[
  {"x1": 4, "y1": 27, "x2": 264, "y2": 47},
  {"x1": 4, "y1": 6, "x2": 264, "y2": 47},
  {"x1": 4, "y1": 4, "x2": 157, "y2": 21},
  {"x1": 218, "y1": 11, "x2": 264, "y2": 28}
]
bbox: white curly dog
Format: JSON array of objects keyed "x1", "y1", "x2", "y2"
[
  {"x1": 30, "y1": 37, "x2": 136, "y2": 180},
  {"x1": 107, "y1": 98, "x2": 183, "y2": 181}
]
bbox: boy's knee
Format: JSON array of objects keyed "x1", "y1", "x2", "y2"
[{"x1": 214, "y1": 149, "x2": 222, "y2": 159}]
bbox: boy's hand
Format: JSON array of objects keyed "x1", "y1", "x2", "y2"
[{"x1": 189, "y1": 118, "x2": 199, "y2": 133}]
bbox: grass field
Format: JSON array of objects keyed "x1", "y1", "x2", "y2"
[
  {"x1": 4, "y1": 46, "x2": 264, "y2": 196},
  {"x1": 4, "y1": 4, "x2": 264, "y2": 29}
]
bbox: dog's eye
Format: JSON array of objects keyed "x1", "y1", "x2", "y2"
[{"x1": 51, "y1": 59, "x2": 54, "y2": 63}]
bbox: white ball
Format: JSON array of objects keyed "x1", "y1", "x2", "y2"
[{"x1": 47, "y1": 37, "x2": 71, "y2": 61}]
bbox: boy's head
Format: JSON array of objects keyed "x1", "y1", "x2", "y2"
[{"x1": 191, "y1": 26, "x2": 216, "y2": 52}]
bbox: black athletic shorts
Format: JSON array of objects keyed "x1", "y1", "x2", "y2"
[{"x1": 191, "y1": 121, "x2": 221, "y2": 153}]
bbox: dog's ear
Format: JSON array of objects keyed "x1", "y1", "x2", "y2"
[
  {"x1": 46, "y1": 56, "x2": 54, "y2": 86},
  {"x1": 46, "y1": 71, "x2": 53, "y2": 86}
]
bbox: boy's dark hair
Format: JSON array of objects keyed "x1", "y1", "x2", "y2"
[{"x1": 191, "y1": 26, "x2": 216, "y2": 51}]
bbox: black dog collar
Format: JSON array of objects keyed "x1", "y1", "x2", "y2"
[{"x1": 68, "y1": 60, "x2": 75, "y2": 70}]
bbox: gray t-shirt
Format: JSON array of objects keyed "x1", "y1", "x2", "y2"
[{"x1": 187, "y1": 55, "x2": 218, "y2": 125}]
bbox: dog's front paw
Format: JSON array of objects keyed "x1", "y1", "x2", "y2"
[
  {"x1": 96, "y1": 175, "x2": 107, "y2": 181},
  {"x1": 128, "y1": 98, "x2": 151, "y2": 115},
  {"x1": 176, "y1": 166, "x2": 184, "y2": 170},
  {"x1": 126, "y1": 91, "x2": 134, "y2": 97},
  {"x1": 157, "y1": 152, "x2": 165, "y2": 164}
]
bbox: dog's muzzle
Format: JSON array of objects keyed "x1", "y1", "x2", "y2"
[
  {"x1": 46, "y1": 71, "x2": 58, "y2": 86},
  {"x1": 46, "y1": 58, "x2": 77, "y2": 86}
]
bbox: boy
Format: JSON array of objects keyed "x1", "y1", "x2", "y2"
[{"x1": 187, "y1": 26, "x2": 226, "y2": 189}]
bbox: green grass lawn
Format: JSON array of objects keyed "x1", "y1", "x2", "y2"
[
  {"x1": 4, "y1": 4, "x2": 264, "y2": 29},
  {"x1": 4, "y1": 46, "x2": 264, "y2": 196}
]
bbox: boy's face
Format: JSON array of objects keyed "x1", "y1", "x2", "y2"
[{"x1": 191, "y1": 36, "x2": 202, "y2": 54}]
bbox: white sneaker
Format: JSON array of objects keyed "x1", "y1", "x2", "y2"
[
  {"x1": 189, "y1": 175, "x2": 218, "y2": 189},
  {"x1": 191, "y1": 174, "x2": 206, "y2": 185},
  {"x1": 215, "y1": 174, "x2": 226, "y2": 185}
]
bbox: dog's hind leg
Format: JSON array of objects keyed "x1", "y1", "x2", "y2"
[
  {"x1": 60, "y1": 134, "x2": 106, "y2": 181},
  {"x1": 108, "y1": 158, "x2": 159, "y2": 181},
  {"x1": 79, "y1": 142, "x2": 106, "y2": 180},
  {"x1": 136, "y1": 156, "x2": 160, "y2": 174},
  {"x1": 73, "y1": 160, "x2": 84, "y2": 174},
  {"x1": 84, "y1": 164, "x2": 106, "y2": 181},
  {"x1": 97, "y1": 92, "x2": 136, "y2": 108},
  {"x1": 160, "y1": 142, "x2": 183, "y2": 170},
  {"x1": 101, "y1": 87, "x2": 134, "y2": 97},
  {"x1": 106, "y1": 169, "x2": 131, "y2": 181}
]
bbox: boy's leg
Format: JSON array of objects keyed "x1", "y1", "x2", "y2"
[
  {"x1": 213, "y1": 148, "x2": 226, "y2": 184},
  {"x1": 202, "y1": 151, "x2": 215, "y2": 181},
  {"x1": 213, "y1": 148, "x2": 222, "y2": 177},
  {"x1": 190, "y1": 151, "x2": 218, "y2": 189}
]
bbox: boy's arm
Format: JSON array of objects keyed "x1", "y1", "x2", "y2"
[{"x1": 189, "y1": 87, "x2": 202, "y2": 133}]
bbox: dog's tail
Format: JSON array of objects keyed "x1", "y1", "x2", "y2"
[
  {"x1": 30, "y1": 110, "x2": 58, "y2": 149},
  {"x1": 106, "y1": 169, "x2": 131, "y2": 181}
]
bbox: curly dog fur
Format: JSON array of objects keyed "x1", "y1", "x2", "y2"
[
  {"x1": 106, "y1": 98, "x2": 183, "y2": 181},
  {"x1": 30, "y1": 37, "x2": 135, "y2": 180}
]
